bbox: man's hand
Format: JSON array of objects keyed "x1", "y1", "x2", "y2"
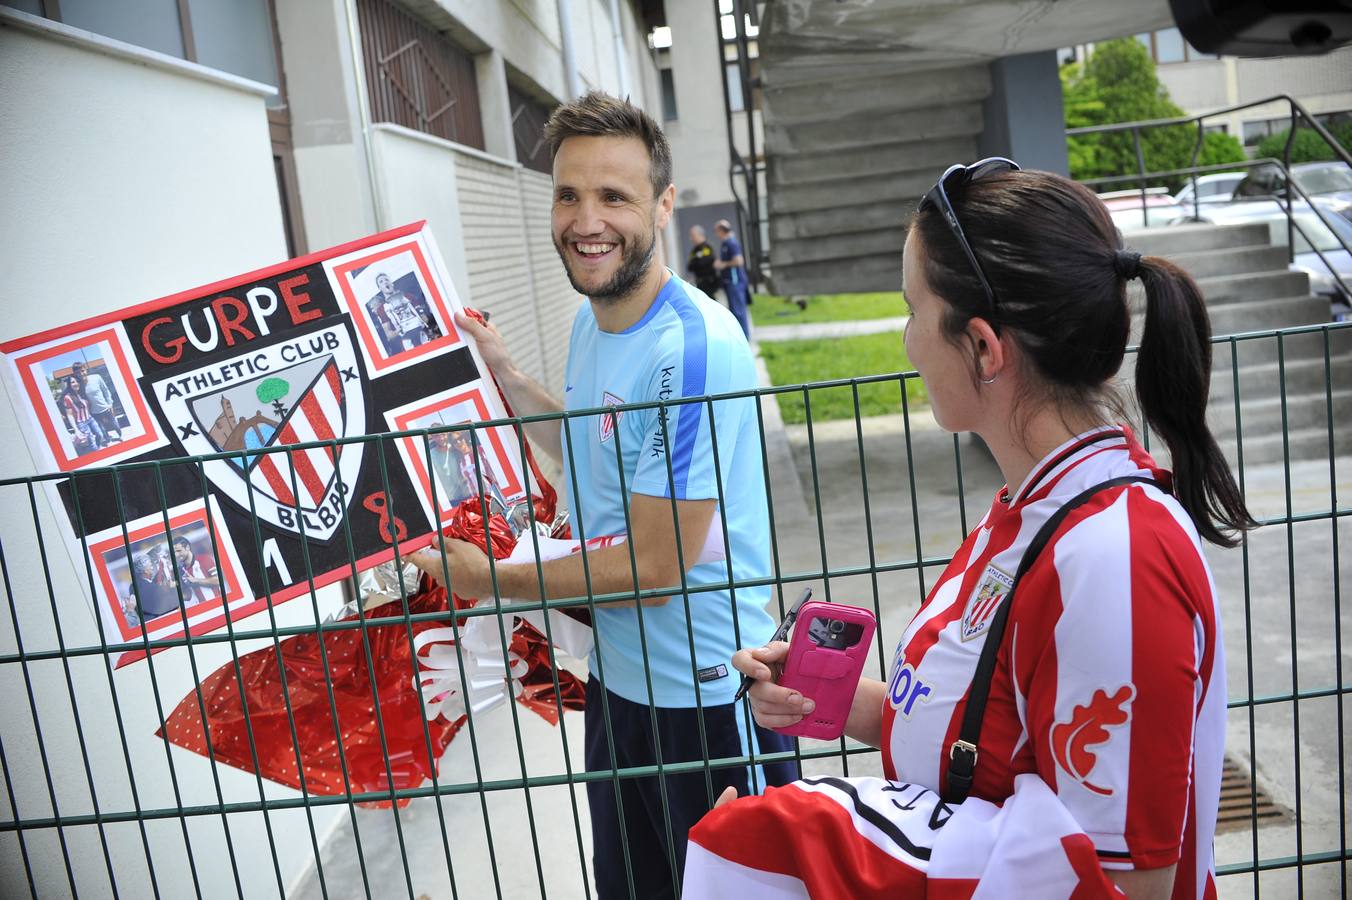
[
  {"x1": 455, "y1": 309, "x2": 564, "y2": 463},
  {"x1": 407, "y1": 535, "x2": 494, "y2": 599},
  {"x1": 456, "y1": 310, "x2": 514, "y2": 377}
]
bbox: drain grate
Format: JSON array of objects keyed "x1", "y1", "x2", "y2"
[{"x1": 1216, "y1": 756, "x2": 1288, "y2": 833}]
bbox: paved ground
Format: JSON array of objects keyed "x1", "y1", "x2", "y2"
[
  {"x1": 752, "y1": 315, "x2": 908, "y2": 343},
  {"x1": 294, "y1": 376, "x2": 1350, "y2": 900}
]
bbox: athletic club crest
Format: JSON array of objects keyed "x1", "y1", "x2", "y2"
[
  {"x1": 152, "y1": 322, "x2": 366, "y2": 541},
  {"x1": 961, "y1": 564, "x2": 1014, "y2": 642},
  {"x1": 598, "y1": 391, "x2": 624, "y2": 443}
]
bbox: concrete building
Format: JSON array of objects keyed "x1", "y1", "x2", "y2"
[
  {"x1": 0, "y1": 1, "x2": 663, "y2": 895},
  {"x1": 655, "y1": 1, "x2": 768, "y2": 283},
  {"x1": 1063, "y1": 26, "x2": 1352, "y2": 152}
]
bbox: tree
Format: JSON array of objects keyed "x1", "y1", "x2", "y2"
[
  {"x1": 1256, "y1": 123, "x2": 1352, "y2": 164},
  {"x1": 1062, "y1": 38, "x2": 1246, "y2": 190}
]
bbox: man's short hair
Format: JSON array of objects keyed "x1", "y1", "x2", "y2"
[
  {"x1": 715, "y1": 219, "x2": 733, "y2": 233},
  {"x1": 172, "y1": 535, "x2": 192, "y2": 551},
  {"x1": 543, "y1": 91, "x2": 672, "y2": 199}
]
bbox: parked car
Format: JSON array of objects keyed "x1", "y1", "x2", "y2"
[
  {"x1": 1098, "y1": 187, "x2": 1185, "y2": 231},
  {"x1": 1280, "y1": 209, "x2": 1352, "y2": 320},
  {"x1": 1172, "y1": 172, "x2": 1245, "y2": 219},
  {"x1": 1173, "y1": 162, "x2": 1352, "y2": 227},
  {"x1": 1231, "y1": 160, "x2": 1352, "y2": 206}
]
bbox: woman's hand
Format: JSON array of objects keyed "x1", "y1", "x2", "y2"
[{"x1": 730, "y1": 641, "x2": 815, "y2": 730}]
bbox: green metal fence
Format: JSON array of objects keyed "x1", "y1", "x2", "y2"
[{"x1": 0, "y1": 321, "x2": 1348, "y2": 898}]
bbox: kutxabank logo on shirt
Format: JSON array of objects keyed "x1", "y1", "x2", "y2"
[{"x1": 152, "y1": 323, "x2": 366, "y2": 541}]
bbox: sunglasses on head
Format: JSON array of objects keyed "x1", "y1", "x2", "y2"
[{"x1": 918, "y1": 157, "x2": 1021, "y2": 314}]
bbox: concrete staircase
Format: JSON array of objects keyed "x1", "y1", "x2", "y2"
[
  {"x1": 762, "y1": 62, "x2": 991, "y2": 296},
  {"x1": 753, "y1": 0, "x2": 1176, "y2": 298},
  {"x1": 1123, "y1": 223, "x2": 1351, "y2": 466}
]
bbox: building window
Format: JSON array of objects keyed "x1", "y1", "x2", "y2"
[
  {"x1": 1204, "y1": 123, "x2": 1229, "y2": 136},
  {"x1": 4, "y1": 0, "x2": 306, "y2": 253},
  {"x1": 186, "y1": 0, "x2": 280, "y2": 100},
  {"x1": 508, "y1": 82, "x2": 554, "y2": 175},
  {"x1": 355, "y1": 0, "x2": 484, "y2": 150},
  {"x1": 660, "y1": 68, "x2": 678, "y2": 122},
  {"x1": 5, "y1": 0, "x2": 284, "y2": 90},
  {"x1": 724, "y1": 63, "x2": 744, "y2": 113},
  {"x1": 1154, "y1": 27, "x2": 1186, "y2": 64},
  {"x1": 1242, "y1": 117, "x2": 1287, "y2": 148},
  {"x1": 59, "y1": 0, "x2": 186, "y2": 57},
  {"x1": 1134, "y1": 26, "x2": 1217, "y2": 64}
]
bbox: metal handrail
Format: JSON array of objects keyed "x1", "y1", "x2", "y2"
[
  {"x1": 1069, "y1": 94, "x2": 1351, "y2": 305},
  {"x1": 1066, "y1": 94, "x2": 1352, "y2": 168},
  {"x1": 1082, "y1": 158, "x2": 1351, "y2": 303}
]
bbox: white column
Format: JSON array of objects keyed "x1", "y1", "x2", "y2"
[{"x1": 475, "y1": 48, "x2": 517, "y2": 162}]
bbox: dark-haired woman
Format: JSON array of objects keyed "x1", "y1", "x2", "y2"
[
  {"x1": 700, "y1": 161, "x2": 1252, "y2": 900},
  {"x1": 59, "y1": 376, "x2": 105, "y2": 453}
]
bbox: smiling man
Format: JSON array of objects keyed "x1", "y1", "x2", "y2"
[{"x1": 409, "y1": 91, "x2": 794, "y2": 897}]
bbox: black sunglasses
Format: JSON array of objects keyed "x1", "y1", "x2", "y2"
[{"x1": 918, "y1": 157, "x2": 1021, "y2": 313}]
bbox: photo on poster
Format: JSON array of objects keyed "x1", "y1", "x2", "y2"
[
  {"x1": 83, "y1": 498, "x2": 251, "y2": 666},
  {"x1": 385, "y1": 381, "x2": 528, "y2": 526},
  {"x1": 9, "y1": 326, "x2": 163, "y2": 471},
  {"x1": 326, "y1": 236, "x2": 464, "y2": 377}
]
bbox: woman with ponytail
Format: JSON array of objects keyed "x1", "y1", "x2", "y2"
[{"x1": 692, "y1": 161, "x2": 1252, "y2": 900}]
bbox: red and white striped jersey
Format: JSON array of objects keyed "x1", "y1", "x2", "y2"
[{"x1": 881, "y1": 426, "x2": 1225, "y2": 900}]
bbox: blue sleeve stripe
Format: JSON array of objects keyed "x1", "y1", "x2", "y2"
[{"x1": 667, "y1": 285, "x2": 708, "y2": 498}]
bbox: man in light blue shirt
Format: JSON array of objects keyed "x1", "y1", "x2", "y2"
[{"x1": 411, "y1": 91, "x2": 795, "y2": 898}]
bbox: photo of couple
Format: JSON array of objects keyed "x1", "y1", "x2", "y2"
[{"x1": 47, "y1": 354, "x2": 128, "y2": 458}]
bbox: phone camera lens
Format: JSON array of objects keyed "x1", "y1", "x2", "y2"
[{"x1": 828, "y1": 619, "x2": 844, "y2": 635}]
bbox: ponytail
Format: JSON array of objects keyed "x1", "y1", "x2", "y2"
[{"x1": 1134, "y1": 257, "x2": 1257, "y2": 546}]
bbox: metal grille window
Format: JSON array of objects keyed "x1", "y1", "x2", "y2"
[
  {"x1": 508, "y1": 83, "x2": 553, "y2": 175},
  {"x1": 356, "y1": 0, "x2": 485, "y2": 150}
]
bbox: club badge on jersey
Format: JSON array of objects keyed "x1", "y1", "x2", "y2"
[
  {"x1": 598, "y1": 391, "x2": 624, "y2": 443},
  {"x1": 961, "y1": 564, "x2": 1014, "y2": 641}
]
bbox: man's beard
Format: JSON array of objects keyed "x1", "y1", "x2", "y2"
[{"x1": 555, "y1": 227, "x2": 657, "y2": 302}]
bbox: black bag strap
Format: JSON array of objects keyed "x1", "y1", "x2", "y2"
[{"x1": 943, "y1": 475, "x2": 1160, "y2": 804}]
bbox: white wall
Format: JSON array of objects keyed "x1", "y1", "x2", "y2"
[
  {"x1": 0, "y1": 13, "x2": 345, "y2": 898},
  {"x1": 370, "y1": 124, "x2": 583, "y2": 402},
  {"x1": 277, "y1": 0, "x2": 380, "y2": 250}
]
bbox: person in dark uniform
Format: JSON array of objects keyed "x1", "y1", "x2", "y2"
[
  {"x1": 685, "y1": 225, "x2": 721, "y2": 298},
  {"x1": 713, "y1": 219, "x2": 752, "y2": 338}
]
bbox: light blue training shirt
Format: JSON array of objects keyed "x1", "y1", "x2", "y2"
[{"x1": 560, "y1": 271, "x2": 775, "y2": 707}]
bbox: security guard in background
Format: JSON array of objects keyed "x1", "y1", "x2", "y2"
[{"x1": 685, "y1": 225, "x2": 721, "y2": 299}]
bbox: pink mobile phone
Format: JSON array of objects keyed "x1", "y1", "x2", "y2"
[{"x1": 774, "y1": 601, "x2": 876, "y2": 741}]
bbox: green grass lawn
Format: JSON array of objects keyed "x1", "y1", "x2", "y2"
[
  {"x1": 759, "y1": 330, "x2": 928, "y2": 424},
  {"x1": 749, "y1": 292, "x2": 907, "y2": 327}
]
